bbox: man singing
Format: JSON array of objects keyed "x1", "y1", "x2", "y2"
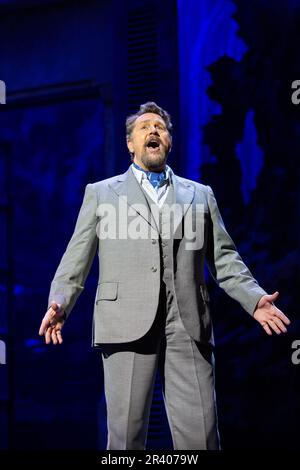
[{"x1": 39, "y1": 102, "x2": 290, "y2": 450}]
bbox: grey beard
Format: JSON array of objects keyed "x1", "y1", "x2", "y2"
[{"x1": 140, "y1": 150, "x2": 168, "y2": 171}]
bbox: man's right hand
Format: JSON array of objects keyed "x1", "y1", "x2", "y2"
[{"x1": 39, "y1": 301, "x2": 65, "y2": 345}]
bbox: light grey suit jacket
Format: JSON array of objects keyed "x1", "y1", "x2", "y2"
[{"x1": 48, "y1": 166, "x2": 267, "y2": 345}]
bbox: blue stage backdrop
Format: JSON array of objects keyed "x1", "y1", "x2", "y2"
[
  {"x1": 0, "y1": 0, "x2": 298, "y2": 451},
  {"x1": 178, "y1": 0, "x2": 299, "y2": 449}
]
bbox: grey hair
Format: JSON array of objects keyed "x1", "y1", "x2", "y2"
[{"x1": 126, "y1": 101, "x2": 173, "y2": 140}]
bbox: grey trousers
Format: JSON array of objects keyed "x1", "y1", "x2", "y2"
[{"x1": 100, "y1": 281, "x2": 220, "y2": 450}]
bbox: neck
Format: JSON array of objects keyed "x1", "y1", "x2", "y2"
[{"x1": 133, "y1": 161, "x2": 166, "y2": 173}]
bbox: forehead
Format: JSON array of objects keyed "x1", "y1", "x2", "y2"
[{"x1": 135, "y1": 113, "x2": 166, "y2": 126}]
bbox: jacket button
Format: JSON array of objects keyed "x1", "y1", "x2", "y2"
[
  {"x1": 151, "y1": 239, "x2": 157, "y2": 244},
  {"x1": 151, "y1": 266, "x2": 157, "y2": 272}
]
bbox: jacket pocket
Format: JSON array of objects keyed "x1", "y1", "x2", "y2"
[{"x1": 96, "y1": 282, "x2": 118, "y2": 302}]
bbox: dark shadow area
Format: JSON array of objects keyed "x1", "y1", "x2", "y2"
[{"x1": 201, "y1": 0, "x2": 299, "y2": 449}]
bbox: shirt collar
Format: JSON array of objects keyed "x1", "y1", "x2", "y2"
[{"x1": 131, "y1": 162, "x2": 173, "y2": 185}]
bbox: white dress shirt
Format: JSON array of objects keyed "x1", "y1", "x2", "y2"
[{"x1": 131, "y1": 163, "x2": 173, "y2": 208}]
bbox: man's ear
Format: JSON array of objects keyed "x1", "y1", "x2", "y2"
[{"x1": 127, "y1": 138, "x2": 134, "y2": 154}]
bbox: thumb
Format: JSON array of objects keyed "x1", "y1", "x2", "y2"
[
  {"x1": 50, "y1": 301, "x2": 62, "y2": 313},
  {"x1": 257, "y1": 291, "x2": 279, "y2": 308},
  {"x1": 266, "y1": 291, "x2": 279, "y2": 303}
]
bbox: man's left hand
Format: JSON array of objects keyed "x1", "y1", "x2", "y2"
[{"x1": 253, "y1": 291, "x2": 291, "y2": 335}]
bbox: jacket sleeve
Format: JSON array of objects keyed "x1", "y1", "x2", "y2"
[
  {"x1": 47, "y1": 183, "x2": 98, "y2": 318},
  {"x1": 205, "y1": 185, "x2": 267, "y2": 315}
]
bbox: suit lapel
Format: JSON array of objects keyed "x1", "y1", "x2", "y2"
[
  {"x1": 173, "y1": 175, "x2": 195, "y2": 235},
  {"x1": 108, "y1": 166, "x2": 195, "y2": 236},
  {"x1": 108, "y1": 166, "x2": 158, "y2": 232}
]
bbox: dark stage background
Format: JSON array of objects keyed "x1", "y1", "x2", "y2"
[{"x1": 0, "y1": 0, "x2": 299, "y2": 451}]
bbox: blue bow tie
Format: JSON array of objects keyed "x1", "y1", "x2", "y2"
[{"x1": 133, "y1": 162, "x2": 168, "y2": 190}]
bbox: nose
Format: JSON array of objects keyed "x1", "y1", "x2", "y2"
[{"x1": 149, "y1": 125, "x2": 159, "y2": 134}]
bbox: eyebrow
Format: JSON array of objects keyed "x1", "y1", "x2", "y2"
[{"x1": 137, "y1": 120, "x2": 166, "y2": 126}]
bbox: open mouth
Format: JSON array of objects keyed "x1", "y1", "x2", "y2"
[{"x1": 146, "y1": 139, "x2": 161, "y2": 151}]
